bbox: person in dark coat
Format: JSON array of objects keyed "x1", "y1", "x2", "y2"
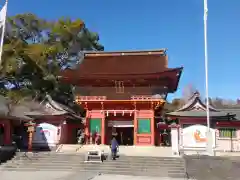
[{"x1": 110, "y1": 136, "x2": 118, "y2": 160}]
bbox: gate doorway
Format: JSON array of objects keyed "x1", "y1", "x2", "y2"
[
  {"x1": 0, "y1": 125, "x2": 4, "y2": 145},
  {"x1": 114, "y1": 127, "x2": 134, "y2": 145}
]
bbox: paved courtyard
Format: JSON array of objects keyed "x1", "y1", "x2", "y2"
[
  {"x1": 0, "y1": 171, "x2": 186, "y2": 180},
  {"x1": 91, "y1": 174, "x2": 186, "y2": 180},
  {"x1": 185, "y1": 155, "x2": 240, "y2": 180}
]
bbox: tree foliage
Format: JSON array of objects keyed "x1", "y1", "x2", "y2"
[{"x1": 0, "y1": 13, "x2": 104, "y2": 107}]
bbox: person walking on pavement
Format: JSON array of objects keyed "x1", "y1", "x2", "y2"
[{"x1": 110, "y1": 136, "x2": 119, "y2": 160}]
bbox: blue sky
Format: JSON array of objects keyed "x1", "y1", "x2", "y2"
[{"x1": 3, "y1": 0, "x2": 240, "y2": 100}]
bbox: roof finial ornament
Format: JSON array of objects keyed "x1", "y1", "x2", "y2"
[
  {"x1": 194, "y1": 91, "x2": 200, "y2": 97},
  {"x1": 186, "y1": 91, "x2": 200, "y2": 101}
]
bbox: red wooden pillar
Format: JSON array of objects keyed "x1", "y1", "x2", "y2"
[
  {"x1": 59, "y1": 121, "x2": 67, "y2": 144},
  {"x1": 6, "y1": 122, "x2": 11, "y2": 145},
  {"x1": 150, "y1": 110, "x2": 155, "y2": 146},
  {"x1": 101, "y1": 113, "x2": 105, "y2": 144},
  {"x1": 134, "y1": 111, "x2": 137, "y2": 145},
  {"x1": 1, "y1": 121, "x2": 11, "y2": 145},
  {"x1": 85, "y1": 110, "x2": 90, "y2": 144}
]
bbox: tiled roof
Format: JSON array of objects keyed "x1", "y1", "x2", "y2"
[
  {"x1": 218, "y1": 108, "x2": 240, "y2": 120},
  {"x1": 167, "y1": 111, "x2": 234, "y2": 117},
  {"x1": 167, "y1": 92, "x2": 231, "y2": 117},
  {"x1": 44, "y1": 95, "x2": 81, "y2": 119},
  {"x1": 0, "y1": 95, "x2": 80, "y2": 120},
  {"x1": 176, "y1": 92, "x2": 217, "y2": 112}
]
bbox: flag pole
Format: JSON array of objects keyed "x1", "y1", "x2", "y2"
[
  {"x1": 203, "y1": 0, "x2": 210, "y2": 131},
  {"x1": 0, "y1": 0, "x2": 8, "y2": 66},
  {"x1": 203, "y1": 0, "x2": 213, "y2": 155}
]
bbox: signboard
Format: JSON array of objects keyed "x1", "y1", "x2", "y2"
[
  {"x1": 33, "y1": 123, "x2": 58, "y2": 147},
  {"x1": 182, "y1": 124, "x2": 216, "y2": 148},
  {"x1": 108, "y1": 120, "x2": 133, "y2": 127}
]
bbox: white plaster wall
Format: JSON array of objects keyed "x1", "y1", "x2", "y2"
[
  {"x1": 178, "y1": 126, "x2": 240, "y2": 153},
  {"x1": 215, "y1": 129, "x2": 240, "y2": 152},
  {"x1": 33, "y1": 123, "x2": 58, "y2": 147}
]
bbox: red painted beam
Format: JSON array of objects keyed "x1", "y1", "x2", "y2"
[{"x1": 216, "y1": 121, "x2": 240, "y2": 127}]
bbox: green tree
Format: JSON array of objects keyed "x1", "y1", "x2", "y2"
[{"x1": 0, "y1": 13, "x2": 104, "y2": 108}]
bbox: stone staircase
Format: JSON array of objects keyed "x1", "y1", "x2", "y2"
[
  {"x1": 59, "y1": 144, "x2": 175, "y2": 157},
  {"x1": 1, "y1": 152, "x2": 187, "y2": 179},
  {"x1": 57, "y1": 144, "x2": 78, "y2": 153}
]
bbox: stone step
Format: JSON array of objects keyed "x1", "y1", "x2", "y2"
[
  {"x1": 3, "y1": 162, "x2": 185, "y2": 168},
  {"x1": 13, "y1": 155, "x2": 182, "y2": 159},
  {"x1": 3, "y1": 163, "x2": 185, "y2": 169},
  {"x1": 55, "y1": 154, "x2": 179, "y2": 159},
  {"x1": 3, "y1": 153, "x2": 186, "y2": 178},
  {"x1": 2, "y1": 161, "x2": 185, "y2": 168},
  {"x1": 13, "y1": 158, "x2": 184, "y2": 164},
  {"x1": 5, "y1": 161, "x2": 184, "y2": 167},
  {"x1": 4, "y1": 159, "x2": 185, "y2": 164},
  {"x1": 1, "y1": 167, "x2": 185, "y2": 178},
  {"x1": 1, "y1": 168, "x2": 186, "y2": 178},
  {"x1": 3, "y1": 164, "x2": 184, "y2": 171},
  {"x1": 16, "y1": 152, "x2": 178, "y2": 157},
  {"x1": 6, "y1": 157, "x2": 185, "y2": 168},
  {"x1": 33, "y1": 158, "x2": 183, "y2": 162},
  {"x1": 15, "y1": 153, "x2": 181, "y2": 159},
  {"x1": 12, "y1": 157, "x2": 184, "y2": 163},
  {"x1": 5, "y1": 159, "x2": 184, "y2": 162},
  {"x1": 8, "y1": 161, "x2": 185, "y2": 165},
  {"x1": 19, "y1": 160, "x2": 183, "y2": 165}
]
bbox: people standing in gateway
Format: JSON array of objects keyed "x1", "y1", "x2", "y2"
[
  {"x1": 162, "y1": 129, "x2": 170, "y2": 146},
  {"x1": 110, "y1": 136, "x2": 119, "y2": 160},
  {"x1": 0, "y1": 125, "x2": 4, "y2": 146},
  {"x1": 77, "y1": 129, "x2": 85, "y2": 145}
]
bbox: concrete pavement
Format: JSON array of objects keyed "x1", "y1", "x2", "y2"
[
  {"x1": 0, "y1": 171, "x2": 189, "y2": 180},
  {"x1": 92, "y1": 174, "x2": 189, "y2": 180},
  {"x1": 0, "y1": 171, "x2": 96, "y2": 180}
]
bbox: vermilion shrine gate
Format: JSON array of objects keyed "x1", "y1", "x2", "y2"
[{"x1": 61, "y1": 49, "x2": 183, "y2": 146}]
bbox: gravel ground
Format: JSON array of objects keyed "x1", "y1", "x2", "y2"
[{"x1": 184, "y1": 155, "x2": 240, "y2": 180}]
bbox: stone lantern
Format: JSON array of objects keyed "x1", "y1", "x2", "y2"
[{"x1": 24, "y1": 121, "x2": 36, "y2": 152}]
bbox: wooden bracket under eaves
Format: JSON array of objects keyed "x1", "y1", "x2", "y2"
[{"x1": 115, "y1": 80, "x2": 124, "y2": 93}]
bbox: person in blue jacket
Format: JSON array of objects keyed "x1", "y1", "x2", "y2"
[{"x1": 110, "y1": 136, "x2": 119, "y2": 160}]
